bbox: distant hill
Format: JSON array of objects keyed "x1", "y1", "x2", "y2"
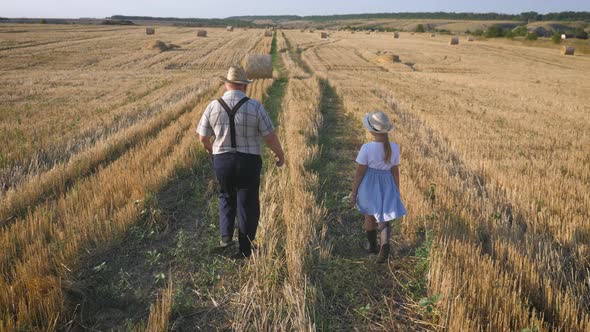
[
  {"x1": 1, "y1": 12, "x2": 587, "y2": 32},
  {"x1": 228, "y1": 11, "x2": 590, "y2": 22},
  {"x1": 111, "y1": 15, "x2": 263, "y2": 28},
  {"x1": 225, "y1": 15, "x2": 301, "y2": 21},
  {"x1": 101, "y1": 19, "x2": 135, "y2": 26}
]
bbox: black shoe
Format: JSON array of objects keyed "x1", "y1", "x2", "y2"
[
  {"x1": 219, "y1": 236, "x2": 234, "y2": 248},
  {"x1": 231, "y1": 251, "x2": 251, "y2": 260},
  {"x1": 376, "y1": 244, "x2": 390, "y2": 264}
]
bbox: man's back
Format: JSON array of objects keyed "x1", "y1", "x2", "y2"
[{"x1": 197, "y1": 90, "x2": 274, "y2": 155}]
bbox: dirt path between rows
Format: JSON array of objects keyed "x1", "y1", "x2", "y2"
[
  {"x1": 62, "y1": 34, "x2": 289, "y2": 331},
  {"x1": 63, "y1": 157, "x2": 241, "y2": 331},
  {"x1": 311, "y1": 80, "x2": 426, "y2": 330}
]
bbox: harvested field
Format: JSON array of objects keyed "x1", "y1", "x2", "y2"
[
  {"x1": 1, "y1": 24, "x2": 589, "y2": 331},
  {"x1": 284, "y1": 28, "x2": 590, "y2": 331}
]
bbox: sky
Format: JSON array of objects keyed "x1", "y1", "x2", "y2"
[{"x1": 1, "y1": 0, "x2": 589, "y2": 19}]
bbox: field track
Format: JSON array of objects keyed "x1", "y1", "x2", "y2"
[{"x1": 0, "y1": 24, "x2": 589, "y2": 330}]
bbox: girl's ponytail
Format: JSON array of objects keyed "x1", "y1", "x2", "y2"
[{"x1": 383, "y1": 134, "x2": 392, "y2": 163}]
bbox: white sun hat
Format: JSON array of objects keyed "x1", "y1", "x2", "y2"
[{"x1": 362, "y1": 110, "x2": 393, "y2": 133}]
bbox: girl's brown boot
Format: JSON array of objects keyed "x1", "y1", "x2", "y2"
[
  {"x1": 376, "y1": 243, "x2": 390, "y2": 264},
  {"x1": 366, "y1": 230, "x2": 378, "y2": 254}
]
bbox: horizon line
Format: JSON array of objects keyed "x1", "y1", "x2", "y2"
[{"x1": 3, "y1": 10, "x2": 590, "y2": 21}]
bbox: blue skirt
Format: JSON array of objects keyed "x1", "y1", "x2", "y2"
[{"x1": 356, "y1": 167, "x2": 407, "y2": 222}]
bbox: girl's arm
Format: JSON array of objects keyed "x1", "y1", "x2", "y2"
[
  {"x1": 391, "y1": 165, "x2": 400, "y2": 194},
  {"x1": 351, "y1": 164, "x2": 368, "y2": 206}
]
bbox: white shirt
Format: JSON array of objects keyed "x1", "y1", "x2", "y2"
[{"x1": 355, "y1": 141, "x2": 400, "y2": 170}]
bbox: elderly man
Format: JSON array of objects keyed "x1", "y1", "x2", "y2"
[{"x1": 197, "y1": 66, "x2": 285, "y2": 258}]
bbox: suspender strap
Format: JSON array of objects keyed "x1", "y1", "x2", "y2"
[{"x1": 217, "y1": 97, "x2": 250, "y2": 150}]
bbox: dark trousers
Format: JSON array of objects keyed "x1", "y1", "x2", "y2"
[{"x1": 213, "y1": 152, "x2": 262, "y2": 254}]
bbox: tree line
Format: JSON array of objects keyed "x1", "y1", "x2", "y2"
[
  {"x1": 116, "y1": 12, "x2": 590, "y2": 24},
  {"x1": 111, "y1": 15, "x2": 262, "y2": 28},
  {"x1": 228, "y1": 11, "x2": 590, "y2": 22}
]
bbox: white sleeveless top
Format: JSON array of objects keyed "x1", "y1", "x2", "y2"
[{"x1": 355, "y1": 142, "x2": 400, "y2": 170}]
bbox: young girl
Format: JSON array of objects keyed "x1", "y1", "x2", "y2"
[{"x1": 351, "y1": 110, "x2": 407, "y2": 263}]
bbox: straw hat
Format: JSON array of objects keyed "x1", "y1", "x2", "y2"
[
  {"x1": 219, "y1": 65, "x2": 253, "y2": 85},
  {"x1": 362, "y1": 111, "x2": 393, "y2": 133}
]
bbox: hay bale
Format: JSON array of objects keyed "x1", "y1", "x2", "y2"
[
  {"x1": 243, "y1": 54, "x2": 273, "y2": 79},
  {"x1": 449, "y1": 37, "x2": 459, "y2": 45},
  {"x1": 561, "y1": 34, "x2": 567, "y2": 40},
  {"x1": 146, "y1": 40, "x2": 179, "y2": 52},
  {"x1": 561, "y1": 46, "x2": 575, "y2": 56},
  {"x1": 264, "y1": 30, "x2": 273, "y2": 37},
  {"x1": 226, "y1": 26, "x2": 233, "y2": 32},
  {"x1": 394, "y1": 32, "x2": 400, "y2": 39},
  {"x1": 431, "y1": 33, "x2": 436, "y2": 37},
  {"x1": 146, "y1": 27, "x2": 155, "y2": 35},
  {"x1": 375, "y1": 53, "x2": 401, "y2": 64},
  {"x1": 321, "y1": 32, "x2": 328, "y2": 39},
  {"x1": 197, "y1": 30, "x2": 207, "y2": 37},
  {"x1": 467, "y1": 36, "x2": 474, "y2": 42}
]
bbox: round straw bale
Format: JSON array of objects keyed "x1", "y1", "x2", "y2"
[
  {"x1": 196, "y1": 30, "x2": 207, "y2": 37},
  {"x1": 561, "y1": 46, "x2": 575, "y2": 55},
  {"x1": 264, "y1": 30, "x2": 273, "y2": 37},
  {"x1": 467, "y1": 36, "x2": 474, "y2": 42},
  {"x1": 449, "y1": 37, "x2": 459, "y2": 45},
  {"x1": 321, "y1": 32, "x2": 329, "y2": 38},
  {"x1": 243, "y1": 54, "x2": 273, "y2": 79},
  {"x1": 146, "y1": 27, "x2": 155, "y2": 35},
  {"x1": 226, "y1": 26, "x2": 233, "y2": 32},
  {"x1": 431, "y1": 33, "x2": 436, "y2": 37},
  {"x1": 394, "y1": 32, "x2": 400, "y2": 39}
]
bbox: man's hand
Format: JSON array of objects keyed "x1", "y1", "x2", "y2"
[
  {"x1": 199, "y1": 135, "x2": 214, "y2": 155},
  {"x1": 263, "y1": 132, "x2": 285, "y2": 168}
]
